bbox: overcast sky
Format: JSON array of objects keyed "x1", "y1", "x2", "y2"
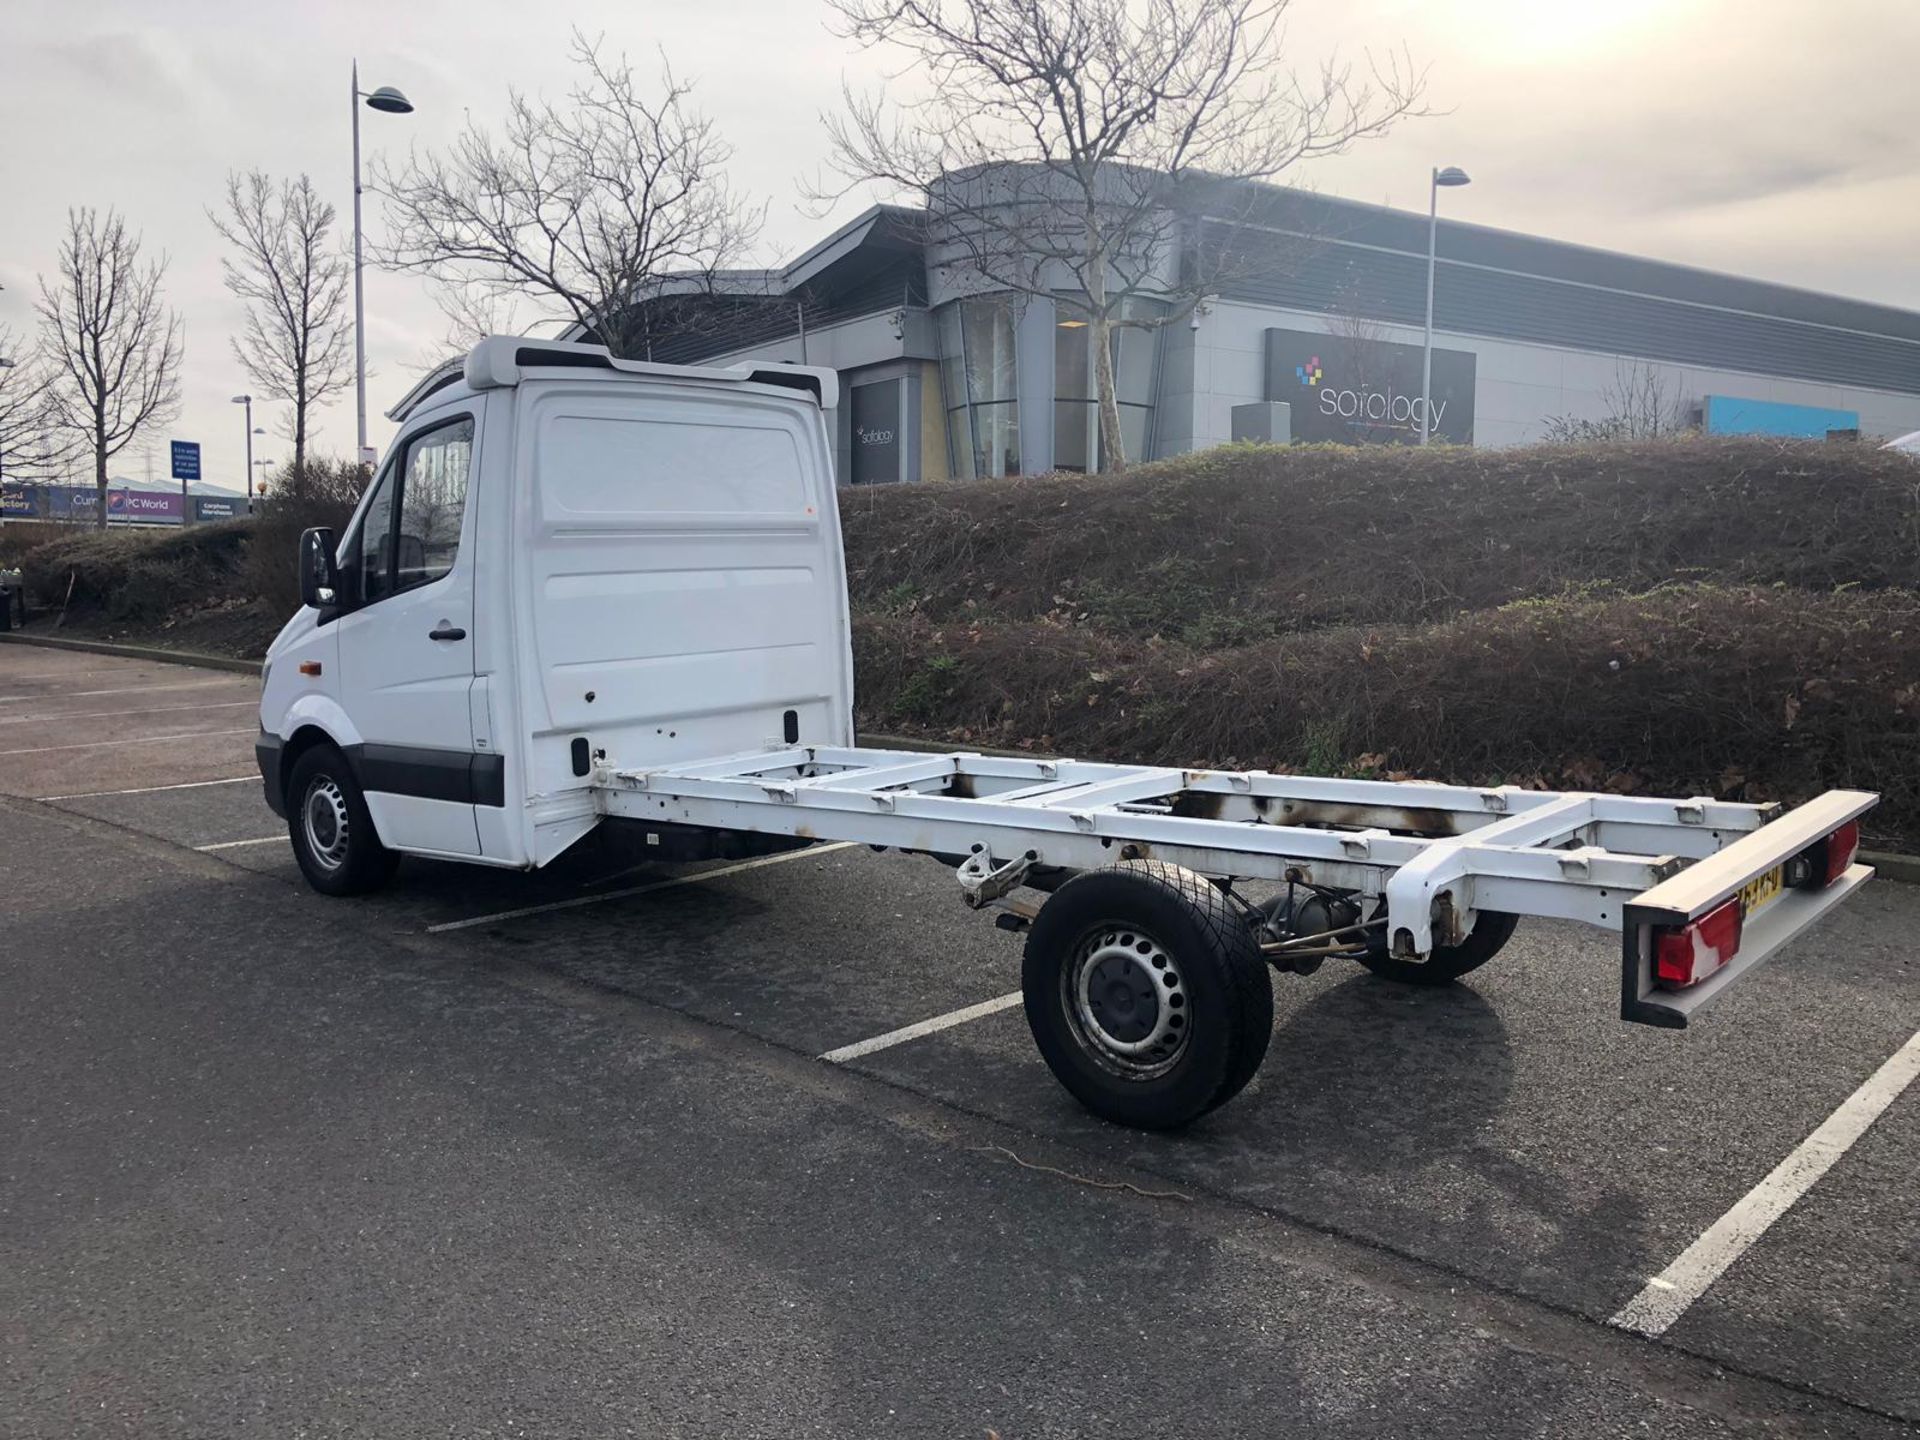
[{"x1": 3, "y1": 0, "x2": 1916, "y2": 490}]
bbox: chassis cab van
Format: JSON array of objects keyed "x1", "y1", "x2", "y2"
[
  {"x1": 258, "y1": 338, "x2": 1877, "y2": 1131},
  {"x1": 259, "y1": 337, "x2": 854, "y2": 877}
]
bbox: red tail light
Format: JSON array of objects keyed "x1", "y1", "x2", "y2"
[
  {"x1": 1655, "y1": 896, "x2": 1743, "y2": 988},
  {"x1": 1822, "y1": 820, "x2": 1860, "y2": 886}
]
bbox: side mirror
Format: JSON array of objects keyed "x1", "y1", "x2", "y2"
[{"x1": 298, "y1": 527, "x2": 340, "y2": 610}]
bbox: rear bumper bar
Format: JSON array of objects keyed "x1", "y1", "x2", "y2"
[{"x1": 1620, "y1": 789, "x2": 1877, "y2": 1027}]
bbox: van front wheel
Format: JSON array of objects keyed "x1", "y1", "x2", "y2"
[{"x1": 286, "y1": 746, "x2": 399, "y2": 896}]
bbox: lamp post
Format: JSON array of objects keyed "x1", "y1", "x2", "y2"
[
  {"x1": 1421, "y1": 165, "x2": 1471, "y2": 446},
  {"x1": 352, "y1": 61, "x2": 414, "y2": 466},
  {"x1": 230, "y1": 394, "x2": 254, "y2": 502}
]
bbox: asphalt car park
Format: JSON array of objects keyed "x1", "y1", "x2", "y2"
[{"x1": 3, "y1": 640, "x2": 1917, "y2": 1437}]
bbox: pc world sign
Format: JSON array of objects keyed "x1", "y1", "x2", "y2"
[
  {"x1": 1264, "y1": 327, "x2": 1476, "y2": 445},
  {"x1": 107, "y1": 489, "x2": 185, "y2": 523}
]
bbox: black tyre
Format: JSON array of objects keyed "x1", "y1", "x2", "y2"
[
  {"x1": 285, "y1": 745, "x2": 400, "y2": 897},
  {"x1": 1357, "y1": 910, "x2": 1518, "y2": 986},
  {"x1": 1022, "y1": 861, "x2": 1273, "y2": 1130}
]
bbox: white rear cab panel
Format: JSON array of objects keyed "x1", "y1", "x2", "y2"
[{"x1": 507, "y1": 375, "x2": 853, "y2": 863}]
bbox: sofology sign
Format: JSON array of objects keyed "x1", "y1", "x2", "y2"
[
  {"x1": 1264, "y1": 327, "x2": 1476, "y2": 445},
  {"x1": 849, "y1": 378, "x2": 904, "y2": 485}
]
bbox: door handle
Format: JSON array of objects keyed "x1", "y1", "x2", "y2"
[{"x1": 429, "y1": 623, "x2": 467, "y2": 642}]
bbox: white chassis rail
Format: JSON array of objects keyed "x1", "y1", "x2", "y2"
[{"x1": 595, "y1": 746, "x2": 1876, "y2": 1028}]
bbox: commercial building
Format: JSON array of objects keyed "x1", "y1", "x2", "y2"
[
  {"x1": 0, "y1": 481, "x2": 250, "y2": 525},
  {"x1": 570, "y1": 171, "x2": 1920, "y2": 483}
]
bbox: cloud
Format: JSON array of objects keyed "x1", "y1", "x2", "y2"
[{"x1": 4, "y1": 0, "x2": 1917, "y2": 480}]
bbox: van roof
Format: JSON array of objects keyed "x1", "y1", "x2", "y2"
[{"x1": 386, "y1": 337, "x2": 840, "y2": 424}]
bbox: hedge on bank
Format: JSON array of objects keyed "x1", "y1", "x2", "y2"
[
  {"x1": 842, "y1": 437, "x2": 1920, "y2": 645},
  {"x1": 852, "y1": 584, "x2": 1920, "y2": 846}
]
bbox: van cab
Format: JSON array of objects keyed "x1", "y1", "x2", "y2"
[{"x1": 256, "y1": 337, "x2": 852, "y2": 893}]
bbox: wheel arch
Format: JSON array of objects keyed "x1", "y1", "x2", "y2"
[
  {"x1": 270, "y1": 694, "x2": 363, "y2": 807},
  {"x1": 275, "y1": 717, "x2": 390, "y2": 852},
  {"x1": 278, "y1": 724, "x2": 340, "y2": 806}
]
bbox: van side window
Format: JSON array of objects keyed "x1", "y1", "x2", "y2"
[
  {"x1": 356, "y1": 463, "x2": 398, "y2": 605},
  {"x1": 395, "y1": 418, "x2": 474, "y2": 592}
]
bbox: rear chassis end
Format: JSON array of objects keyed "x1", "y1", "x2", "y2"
[
  {"x1": 595, "y1": 748, "x2": 1879, "y2": 1127},
  {"x1": 1620, "y1": 790, "x2": 1874, "y2": 1026}
]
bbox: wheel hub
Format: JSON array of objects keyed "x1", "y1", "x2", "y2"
[
  {"x1": 302, "y1": 776, "x2": 351, "y2": 872},
  {"x1": 1070, "y1": 928, "x2": 1189, "y2": 1074}
]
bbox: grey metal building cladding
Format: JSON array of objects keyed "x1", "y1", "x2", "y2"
[
  {"x1": 616, "y1": 183, "x2": 1920, "y2": 398},
  {"x1": 1210, "y1": 189, "x2": 1920, "y2": 395},
  {"x1": 623, "y1": 210, "x2": 928, "y2": 367}
]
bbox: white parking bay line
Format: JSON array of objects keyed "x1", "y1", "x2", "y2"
[
  {"x1": 0, "y1": 699, "x2": 256, "y2": 726},
  {"x1": 43, "y1": 775, "x2": 258, "y2": 801},
  {"x1": 0, "y1": 679, "x2": 241, "y2": 704},
  {"x1": 0, "y1": 727, "x2": 254, "y2": 758},
  {"x1": 427, "y1": 842, "x2": 859, "y2": 934},
  {"x1": 197, "y1": 835, "x2": 286, "y2": 852},
  {"x1": 820, "y1": 992, "x2": 1024, "y2": 1064},
  {"x1": 1610, "y1": 1027, "x2": 1920, "y2": 1339}
]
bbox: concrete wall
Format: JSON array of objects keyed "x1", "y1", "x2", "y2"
[{"x1": 1183, "y1": 301, "x2": 1920, "y2": 450}]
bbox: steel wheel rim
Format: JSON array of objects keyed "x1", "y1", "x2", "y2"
[
  {"x1": 1064, "y1": 924, "x2": 1190, "y2": 1078},
  {"x1": 302, "y1": 775, "x2": 351, "y2": 872}
]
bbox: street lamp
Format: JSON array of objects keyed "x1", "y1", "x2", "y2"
[
  {"x1": 352, "y1": 62, "x2": 414, "y2": 466},
  {"x1": 230, "y1": 394, "x2": 255, "y2": 497},
  {"x1": 1421, "y1": 165, "x2": 1471, "y2": 446}
]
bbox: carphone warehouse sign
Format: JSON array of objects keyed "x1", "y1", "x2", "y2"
[{"x1": 1264, "y1": 327, "x2": 1476, "y2": 445}]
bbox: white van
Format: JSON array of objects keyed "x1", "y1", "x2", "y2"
[{"x1": 258, "y1": 338, "x2": 1877, "y2": 1129}]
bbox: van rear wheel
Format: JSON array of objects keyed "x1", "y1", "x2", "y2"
[
  {"x1": 286, "y1": 745, "x2": 399, "y2": 896},
  {"x1": 1022, "y1": 861, "x2": 1273, "y2": 1130}
]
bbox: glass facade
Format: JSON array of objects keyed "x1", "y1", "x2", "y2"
[
  {"x1": 938, "y1": 296, "x2": 1022, "y2": 478},
  {"x1": 1053, "y1": 297, "x2": 1164, "y2": 472},
  {"x1": 936, "y1": 292, "x2": 1166, "y2": 476}
]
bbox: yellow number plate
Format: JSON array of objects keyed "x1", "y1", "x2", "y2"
[{"x1": 1738, "y1": 865, "x2": 1784, "y2": 917}]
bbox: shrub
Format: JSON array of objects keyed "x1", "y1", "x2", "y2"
[
  {"x1": 840, "y1": 437, "x2": 1920, "y2": 639},
  {"x1": 19, "y1": 521, "x2": 253, "y2": 623},
  {"x1": 0, "y1": 520, "x2": 68, "y2": 568},
  {"x1": 851, "y1": 584, "x2": 1920, "y2": 847},
  {"x1": 246, "y1": 457, "x2": 372, "y2": 619}
]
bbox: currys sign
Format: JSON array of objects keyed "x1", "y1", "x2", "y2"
[
  {"x1": 1264, "y1": 327, "x2": 1476, "y2": 445},
  {"x1": 48, "y1": 486, "x2": 98, "y2": 520}
]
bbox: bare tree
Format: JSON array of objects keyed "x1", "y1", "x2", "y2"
[
  {"x1": 1541, "y1": 358, "x2": 1697, "y2": 443},
  {"x1": 370, "y1": 31, "x2": 764, "y2": 358},
  {"x1": 36, "y1": 209, "x2": 183, "y2": 528},
  {"x1": 816, "y1": 0, "x2": 1424, "y2": 472},
  {"x1": 210, "y1": 171, "x2": 352, "y2": 474},
  {"x1": 428, "y1": 278, "x2": 532, "y2": 353},
  {"x1": 0, "y1": 321, "x2": 74, "y2": 488},
  {"x1": 1319, "y1": 275, "x2": 1403, "y2": 444}
]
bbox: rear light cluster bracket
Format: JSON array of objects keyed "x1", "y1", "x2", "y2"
[{"x1": 1620, "y1": 793, "x2": 1877, "y2": 1029}]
